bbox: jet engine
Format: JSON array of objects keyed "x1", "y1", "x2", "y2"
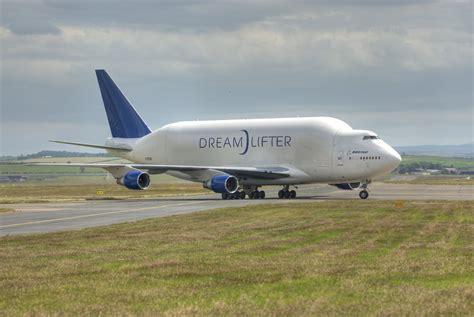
[
  {"x1": 117, "y1": 170, "x2": 150, "y2": 190},
  {"x1": 332, "y1": 182, "x2": 361, "y2": 190},
  {"x1": 204, "y1": 175, "x2": 239, "y2": 194}
]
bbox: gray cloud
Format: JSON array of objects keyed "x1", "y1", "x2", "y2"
[{"x1": 0, "y1": 0, "x2": 472, "y2": 155}]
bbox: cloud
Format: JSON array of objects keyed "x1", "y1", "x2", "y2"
[{"x1": 0, "y1": 0, "x2": 472, "y2": 155}]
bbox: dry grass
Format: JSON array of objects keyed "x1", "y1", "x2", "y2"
[
  {"x1": 1, "y1": 200, "x2": 473, "y2": 315},
  {"x1": 0, "y1": 208, "x2": 14, "y2": 213},
  {"x1": 387, "y1": 177, "x2": 474, "y2": 186},
  {"x1": 0, "y1": 183, "x2": 208, "y2": 203}
]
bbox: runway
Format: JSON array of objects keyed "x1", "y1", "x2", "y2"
[{"x1": 1, "y1": 183, "x2": 472, "y2": 236}]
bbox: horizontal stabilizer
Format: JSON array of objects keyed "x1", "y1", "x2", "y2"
[{"x1": 49, "y1": 140, "x2": 132, "y2": 151}]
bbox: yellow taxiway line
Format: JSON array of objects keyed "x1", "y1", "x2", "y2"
[{"x1": 0, "y1": 201, "x2": 205, "y2": 229}]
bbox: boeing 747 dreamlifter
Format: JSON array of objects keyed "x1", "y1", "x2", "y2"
[{"x1": 36, "y1": 70, "x2": 401, "y2": 200}]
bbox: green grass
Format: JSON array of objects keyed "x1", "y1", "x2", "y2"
[
  {"x1": 0, "y1": 182, "x2": 208, "y2": 203},
  {"x1": 400, "y1": 155, "x2": 474, "y2": 170},
  {"x1": 1, "y1": 201, "x2": 472, "y2": 315},
  {"x1": 387, "y1": 176, "x2": 474, "y2": 186},
  {"x1": 0, "y1": 208, "x2": 14, "y2": 213}
]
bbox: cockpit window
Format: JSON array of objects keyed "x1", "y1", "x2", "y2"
[{"x1": 363, "y1": 135, "x2": 378, "y2": 140}]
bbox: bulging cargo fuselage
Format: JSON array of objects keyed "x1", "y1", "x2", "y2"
[
  {"x1": 42, "y1": 70, "x2": 401, "y2": 200},
  {"x1": 107, "y1": 116, "x2": 401, "y2": 186}
]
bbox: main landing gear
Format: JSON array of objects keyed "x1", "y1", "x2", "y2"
[
  {"x1": 249, "y1": 190, "x2": 265, "y2": 199},
  {"x1": 244, "y1": 186, "x2": 265, "y2": 200},
  {"x1": 221, "y1": 189, "x2": 265, "y2": 200},
  {"x1": 221, "y1": 191, "x2": 246, "y2": 200},
  {"x1": 359, "y1": 183, "x2": 369, "y2": 200},
  {"x1": 221, "y1": 185, "x2": 298, "y2": 200},
  {"x1": 278, "y1": 185, "x2": 297, "y2": 199}
]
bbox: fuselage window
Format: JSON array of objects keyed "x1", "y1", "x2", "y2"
[{"x1": 363, "y1": 136, "x2": 379, "y2": 140}]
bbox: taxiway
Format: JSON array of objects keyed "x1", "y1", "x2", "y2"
[{"x1": 1, "y1": 183, "x2": 472, "y2": 236}]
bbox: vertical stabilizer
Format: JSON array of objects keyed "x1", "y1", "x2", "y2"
[{"x1": 96, "y1": 69, "x2": 151, "y2": 138}]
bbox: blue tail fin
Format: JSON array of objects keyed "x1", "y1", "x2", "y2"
[{"x1": 95, "y1": 69, "x2": 151, "y2": 138}]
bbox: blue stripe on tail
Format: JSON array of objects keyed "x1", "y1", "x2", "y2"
[{"x1": 96, "y1": 69, "x2": 151, "y2": 138}]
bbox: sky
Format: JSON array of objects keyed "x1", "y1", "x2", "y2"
[{"x1": 0, "y1": 0, "x2": 473, "y2": 155}]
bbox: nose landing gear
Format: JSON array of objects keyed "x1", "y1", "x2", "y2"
[
  {"x1": 359, "y1": 190, "x2": 369, "y2": 199},
  {"x1": 359, "y1": 182, "x2": 369, "y2": 199}
]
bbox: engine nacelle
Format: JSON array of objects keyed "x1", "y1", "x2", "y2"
[
  {"x1": 118, "y1": 171, "x2": 150, "y2": 190},
  {"x1": 333, "y1": 182, "x2": 361, "y2": 190},
  {"x1": 203, "y1": 175, "x2": 239, "y2": 194}
]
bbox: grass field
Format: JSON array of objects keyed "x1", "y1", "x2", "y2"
[
  {"x1": 1, "y1": 200, "x2": 472, "y2": 315},
  {"x1": 0, "y1": 182, "x2": 208, "y2": 203},
  {"x1": 399, "y1": 155, "x2": 474, "y2": 170},
  {"x1": 387, "y1": 176, "x2": 474, "y2": 186}
]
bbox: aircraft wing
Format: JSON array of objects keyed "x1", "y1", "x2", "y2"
[{"x1": 29, "y1": 163, "x2": 291, "y2": 180}]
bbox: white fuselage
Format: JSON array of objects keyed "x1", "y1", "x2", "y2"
[{"x1": 107, "y1": 117, "x2": 401, "y2": 185}]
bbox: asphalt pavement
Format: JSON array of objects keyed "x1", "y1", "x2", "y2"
[{"x1": 1, "y1": 183, "x2": 472, "y2": 236}]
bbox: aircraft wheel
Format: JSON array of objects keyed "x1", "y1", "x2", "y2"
[
  {"x1": 278, "y1": 190, "x2": 284, "y2": 199},
  {"x1": 240, "y1": 191, "x2": 246, "y2": 199},
  {"x1": 359, "y1": 190, "x2": 369, "y2": 200},
  {"x1": 222, "y1": 193, "x2": 229, "y2": 200},
  {"x1": 289, "y1": 190, "x2": 296, "y2": 199},
  {"x1": 259, "y1": 191, "x2": 265, "y2": 199},
  {"x1": 284, "y1": 190, "x2": 290, "y2": 199}
]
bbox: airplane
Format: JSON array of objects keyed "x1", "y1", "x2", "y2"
[{"x1": 34, "y1": 69, "x2": 401, "y2": 200}]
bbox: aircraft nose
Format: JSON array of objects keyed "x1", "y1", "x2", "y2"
[{"x1": 386, "y1": 145, "x2": 402, "y2": 171}]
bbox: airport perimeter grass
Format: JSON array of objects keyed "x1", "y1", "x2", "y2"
[
  {"x1": 0, "y1": 183, "x2": 207, "y2": 203},
  {"x1": 1, "y1": 200, "x2": 473, "y2": 315},
  {"x1": 387, "y1": 176, "x2": 474, "y2": 186},
  {"x1": 399, "y1": 155, "x2": 474, "y2": 170}
]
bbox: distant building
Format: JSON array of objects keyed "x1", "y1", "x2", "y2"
[
  {"x1": 444, "y1": 168, "x2": 459, "y2": 175},
  {"x1": 0, "y1": 175, "x2": 28, "y2": 183},
  {"x1": 413, "y1": 168, "x2": 440, "y2": 175},
  {"x1": 459, "y1": 170, "x2": 474, "y2": 175}
]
